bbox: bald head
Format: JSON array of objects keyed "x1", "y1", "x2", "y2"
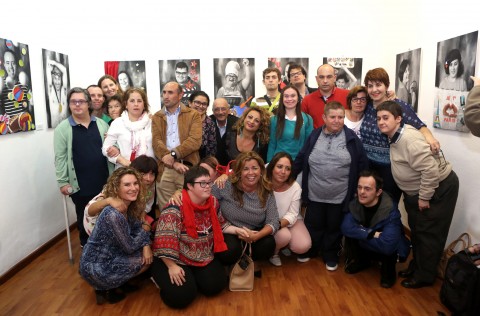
[
  {"x1": 212, "y1": 98, "x2": 230, "y2": 123},
  {"x1": 165, "y1": 81, "x2": 183, "y2": 94},
  {"x1": 162, "y1": 81, "x2": 183, "y2": 111},
  {"x1": 317, "y1": 64, "x2": 335, "y2": 75},
  {"x1": 316, "y1": 64, "x2": 337, "y2": 95}
]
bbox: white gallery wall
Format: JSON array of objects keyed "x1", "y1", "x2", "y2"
[{"x1": 0, "y1": 0, "x2": 479, "y2": 276}]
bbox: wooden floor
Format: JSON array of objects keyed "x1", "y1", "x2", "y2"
[{"x1": 0, "y1": 230, "x2": 449, "y2": 316}]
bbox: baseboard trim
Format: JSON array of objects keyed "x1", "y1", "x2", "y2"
[{"x1": 0, "y1": 223, "x2": 76, "y2": 285}]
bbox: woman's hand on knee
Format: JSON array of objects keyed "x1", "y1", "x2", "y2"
[
  {"x1": 142, "y1": 245, "x2": 153, "y2": 265},
  {"x1": 168, "y1": 265, "x2": 186, "y2": 286}
]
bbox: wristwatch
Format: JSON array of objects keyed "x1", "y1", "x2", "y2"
[{"x1": 171, "y1": 151, "x2": 177, "y2": 160}]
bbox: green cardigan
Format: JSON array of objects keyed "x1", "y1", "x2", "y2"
[{"x1": 54, "y1": 116, "x2": 114, "y2": 194}]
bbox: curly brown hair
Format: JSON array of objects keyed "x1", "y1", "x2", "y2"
[
  {"x1": 230, "y1": 151, "x2": 272, "y2": 208},
  {"x1": 233, "y1": 106, "x2": 270, "y2": 145},
  {"x1": 103, "y1": 167, "x2": 146, "y2": 220}
]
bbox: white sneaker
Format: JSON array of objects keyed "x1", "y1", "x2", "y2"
[
  {"x1": 326, "y1": 262, "x2": 338, "y2": 271},
  {"x1": 281, "y1": 248, "x2": 292, "y2": 257},
  {"x1": 269, "y1": 255, "x2": 282, "y2": 267},
  {"x1": 297, "y1": 256, "x2": 310, "y2": 263}
]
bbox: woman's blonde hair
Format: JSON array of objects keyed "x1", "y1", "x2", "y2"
[
  {"x1": 233, "y1": 106, "x2": 270, "y2": 145},
  {"x1": 230, "y1": 151, "x2": 272, "y2": 208},
  {"x1": 103, "y1": 167, "x2": 146, "y2": 220}
]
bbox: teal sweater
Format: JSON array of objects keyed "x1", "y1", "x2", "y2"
[{"x1": 267, "y1": 112, "x2": 313, "y2": 162}]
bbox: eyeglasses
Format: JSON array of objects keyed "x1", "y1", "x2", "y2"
[
  {"x1": 175, "y1": 71, "x2": 187, "y2": 76},
  {"x1": 193, "y1": 100, "x2": 209, "y2": 108},
  {"x1": 290, "y1": 71, "x2": 303, "y2": 77},
  {"x1": 69, "y1": 99, "x2": 87, "y2": 106},
  {"x1": 193, "y1": 181, "x2": 213, "y2": 188},
  {"x1": 352, "y1": 97, "x2": 367, "y2": 103}
]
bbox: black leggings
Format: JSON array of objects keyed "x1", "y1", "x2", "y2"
[
  {"x1": 215, "y1": 233, "x2": 276, "y2": 265},
  {"x1": 150, "y1": 257, "x2": 227, "y2": 309}
]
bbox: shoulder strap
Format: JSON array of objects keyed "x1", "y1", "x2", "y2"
[{"x1": 263, "y1": 95, "x2": 272, "y2": 106}]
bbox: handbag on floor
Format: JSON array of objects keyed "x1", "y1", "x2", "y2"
[
  {"x1": 229, "y1": 242, "x2": 254, "y2": 291},
  {"x1": 438, "y1": 232, "x2": 471, "y2": 279},
  {"x1": 440, "y1": 248, "x2": 480, "y2": 315}
]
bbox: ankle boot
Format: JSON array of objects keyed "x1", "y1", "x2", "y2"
[
  {"x1": 398, "y1": 259, "x2": 415, "y2": 278},
  {"x1": 119, "y1": 282, "x2": 140, "y2": 293},
  {"x1": 380, "y1": 255, "x2": 397, "y2": 288},
  {"x1": 95, "y1": 289, "x2": 125, "y2": 305}
]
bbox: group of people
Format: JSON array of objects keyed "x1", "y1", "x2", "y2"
[{"x1": 53, "y1": 64, "x2": 473, "y2": 309}]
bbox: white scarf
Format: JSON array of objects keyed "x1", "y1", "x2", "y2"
[{"x1": 121, "y1": 111, "x2": 150, "y2": 159}]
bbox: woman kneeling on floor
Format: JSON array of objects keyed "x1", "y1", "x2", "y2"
[
  {"x1": 151, "y1": 165, "x2": 229, "y2": 309},
  {"x1": 79, "y1": 167, "x2": 152, "y2": 305}
]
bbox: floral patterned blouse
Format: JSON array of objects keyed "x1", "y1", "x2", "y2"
[{"x1": 201, "y1": 115, "x2": 217, "y2": 158}]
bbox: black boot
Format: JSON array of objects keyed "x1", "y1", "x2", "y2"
[
  {"x1": 344, "y1": 258, "x2": 370, "y2": 274},
  {"x1": 95, "y1": 288, "x2": 126, "y2": 305},
  {"x1": 119, "y1": 282, "x2": 140, "y2": 293},
  {"x1": 380, "y1": 255, "x2": 397, "y2": 288},
  {"x1": 398, "y1": 259, "x2": 414, "y2": 278}
]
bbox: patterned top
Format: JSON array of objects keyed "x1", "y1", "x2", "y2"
[
  {"x1": 360, "y1": 99, "x2": 425, "y2": 165},
  {"x1": 152, "y1": 199, "x2": 227, "y2": 267},
  {"x1": 79, "y1": 206, "x2": 151, "y2": 290},
  {"x1": 200, "y1": 115, "x2": 217, "y2": 158},
  {"x1": 212, "y1": 181, "x2": 279, "y2": 233}
]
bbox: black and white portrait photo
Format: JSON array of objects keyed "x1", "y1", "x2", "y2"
[
  {"x1": 395, "y1": 48, "x2": 421, "y2": 112},
  {"x1": 42, "y1": 49, "x2": 70, "y2": 128},
  {"x1": 433, "y1": 31, "x2": 477, "y2": 132},
  {"x1": 268, "y1": 57, "x2": 309, "y2": 89},
  {"x1": 435, "y1": 31, "x2": 477, "y2": 91},
  {"x1": 117, "y1": 61, "x2": 147, "y2": 92},
  {"x1": 159, "y1": 59, "x2": 201, "y2": 106},
  {"x1": 0, "y1": 38, "x2": 35, "y2": 136},
  {"x1": 323, "y1": 57, "x2": 363, "y2": 90},
  {"x1": 214, "y1": 58, "x2": 254, "y2": 117},
  {"x1": 103, "y1": 60, "x2": 147, "y2": 94}
]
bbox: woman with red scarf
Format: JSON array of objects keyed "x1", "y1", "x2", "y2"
[{"x1": 151, "y1": 165, "x2": 228, "y2": 309}]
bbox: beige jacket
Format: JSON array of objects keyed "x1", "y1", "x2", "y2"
[
  {"x1": 151, "y1": 104, "x2": 202, "y2": 177},
  {"x1": 466, "y1": 85, "x2": 480, "y2": 137}
]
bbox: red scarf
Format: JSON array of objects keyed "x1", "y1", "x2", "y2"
[{"x1": 181, "y1": 190, "x2": 227, "y2": 253}]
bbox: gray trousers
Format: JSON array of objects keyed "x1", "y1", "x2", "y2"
[{"x1": 403, "y1": 171, "x2": 459, "y2": 283}]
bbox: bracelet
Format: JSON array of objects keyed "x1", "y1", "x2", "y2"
[{"x1": 142, "y1": 222, "x2": 151, "y2": 228}]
